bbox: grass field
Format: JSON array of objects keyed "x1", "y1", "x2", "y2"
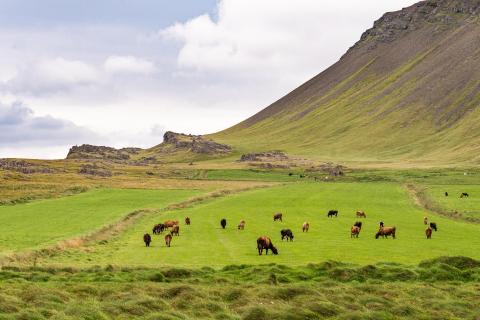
[
  {"x1": 39, "y1": 182, "x2": 480, "y2": 268},
  {"x1": 0, "y1": 256, "x2": 479, "y2": 320},
  {"x1": 424, "y1": 185, "x2": 480, "y2": 220},
  {"x1": 0, "y1": 188, "x2": 201, "y2": 255}
]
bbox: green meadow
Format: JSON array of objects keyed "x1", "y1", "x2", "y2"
[
  {"x1": 41, "y1": 182, "x2": 480, "y2": 267},
  {"x1": 0, "y1": 188, "x2": 200, "y2": 254}
]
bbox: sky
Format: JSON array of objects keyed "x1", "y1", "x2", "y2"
[{"x1": 0, "y1": 0, "x2": 419, "y2": 159}]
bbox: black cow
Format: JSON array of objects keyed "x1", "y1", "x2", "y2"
[
  {"x1": 429, "y1": 222, "x2": 437, "y2": 232},
  {"x1": 220, "y1": 218, "x2": 227, "y2": 229},
  {"x1": 280, "y1": 229, "x2": 294, "y2": 241},
  {"x1": 152, "y1": 223, "x2": 165, "y2": 234},
  {"x1": 445, "y1": 192, "x2": 449, "y2": 197},
  {"x1": 461, "y1": 192, "x2": 469, "y2": 198},
  {"x1": 327, "y1": 210, "x2": 338, "y2": 218},
  {"x1": 143, "y1": 233, "x2": 152, "y2": 247}
]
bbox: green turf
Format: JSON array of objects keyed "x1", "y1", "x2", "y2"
[
  {"x1": 0, "y1": 188, "x2": 200, "y2": 254},
  {"x1": 0, "y1": 257, "x2": 479, "y2": 319},
  {"x1": 424, "y1": 184, "x2": 480, "y2": 220},
  {"x1": 44, "y1": 182, "x2": 480, "y2": 267}
]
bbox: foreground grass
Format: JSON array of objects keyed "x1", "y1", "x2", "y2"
[
  {"x1": 0, "y1": 189, "x2": 201, "y2": 254},
  {"x1": 0, "y1": 257, "x2": 479, "y2": 319},
  {"x1": 42, "y1": 182, "x2": 480, "y2": 267}
]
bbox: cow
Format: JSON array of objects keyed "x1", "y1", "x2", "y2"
[
  {"x1": 302, "y1": 222, "x2": 310, "y2": 232},
  {"x1": 185, "y1": 217, "x2": 190, "y2": 225},
  {"x1": 423, "y1": 217, "x2": 428, "y2": 225},
  {"x1": 143, "y1": 233, "x2": 151, "y2": 247},
  {"x1": 351, "y1": 226, "x2": 361, "y2": 238},
  {"x1": 429, "y1": 222, "x2": 437, "y2": 232},
  {"x1": 152, "y1": 223, "x2": 165, "y2": 234},
  {"x1": 164, "y1": 220, "x2": 179, "y2": 228},
  {"x1": 327, "y1": 210, "x2": 338, "y2": 218},
  {"x1": 220, "y1": 219, "x2": 227, "y2": 229},
  {"x1": 257, "y1": 236, "x2": 278, "y2": 255},
  {"x1": 460, "y1": 192, "x2": 469, "y2": 198},
  {"x1": 171, "y1": 225, "x2": 180, "y2": 236},
  {"x1": 238, "y1": 220, "x2": 245, "y2": 230},
  {"x1": 165, "y1": 233, "x2": 172, "y2": 247},
  {"x1": 354, "y1": 221, "x2": 363, "y2": 228},
  {"x1": 273, "y1": 213, "x2": 283, "y2": 222},
  {"x1": 280, "y1": 229, "x2": 294, "y2": 241},
  {"x1": 375, "y1": 226, "x2": 396, "y2": 239},
  {"x1": 356, "y1": 211, "x2": 367, "y2": 218},
  {"x1": 425, "y1": 227, "x2": 432, "y2": 239},
  {"x1": 445, "y1": 192, "x2": 449, "y2": 197}
]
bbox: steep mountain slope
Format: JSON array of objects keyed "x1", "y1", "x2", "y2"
[{"x1": 211, "y1": 0, "x2": 480, "y2": 165}]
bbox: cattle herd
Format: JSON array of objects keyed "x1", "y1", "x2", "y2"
[{"x1": 142, "y1": 207, "x2": 442, "y2": 254}]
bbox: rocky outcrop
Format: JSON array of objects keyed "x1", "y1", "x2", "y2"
[
  {"x1": 356, "y1": 0, "x2": 480, "y2": 49},
  {"x1": 66, "y1": 145, "x2": 142, "y2": 161},
  {"x1": 0, "y1": 159, "x2": 55, "y2": 174},
  {"x1": 239, "y1": 151, "x2": 289, "y2": 162},
  {"x1": 306, "y1": 163, "x2": 346, "y2": 176},
  {"x1": 161, "y1": 131, "x2": 232, "y2": 155}
]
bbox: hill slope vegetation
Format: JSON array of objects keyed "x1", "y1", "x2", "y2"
[{"x1": 212, "y1": 0, "x2": 480, "y2": 165}]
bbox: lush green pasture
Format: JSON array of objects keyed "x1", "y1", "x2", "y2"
[
  {"x1": 0, "y1": 257, "x2": 479, "y2": 320},
  {"x1": 44, "y1": 183, "x2": 480, "y2": 267},
  {"x1": 0, "y1": 188, "x2": 200, "y2": 254},
  {"x1": 424, "y1": 185, "x2": 480, "y2": 220}
]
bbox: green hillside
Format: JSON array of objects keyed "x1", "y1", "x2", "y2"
[{"x1": 211, "y1": 0, "x2": 480, "y2": 166}]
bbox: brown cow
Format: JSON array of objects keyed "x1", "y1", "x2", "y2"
[
  {"x1": 426, "y1": 227, "x2": 432, "y2": 239},
  {"x1": 238, "y1": 220, "x2": 245, "y2": 230},
  {"x1": 375, "y1": 227, "x2": 396, "y2": 239},
  {"x1": 171, "y1": 225, "x2": 180, "y2": 236},
  {"x1": 164, "y1": 220, "x2": 179, "y2": 228},
  {"x1": 356, "y1": 211, "x2": 367, "y2": 218},
  {"x1": 273, "y1": 213, "x2": 283, "y2": 222},
  {"x1": 423, "y1": 217, "x2": 428, "y2": 225},
  {"x1": 257, "y1": 236, "x2": 278, "y2": 255},
  {"x1": 165, "y1": 233, "x2": 172, "y2": 247},
  {"x1": 185, "y1": 217, "x2": 190, "y2": 225},
  {"x1": 143, "y1": 233, "x2": 151, "y2": 247},
  {"x1": 351, "y1": 226, "x2": 361, "y2": 238},
  {"x1": 302, "y1": 222, "x2": 310, "y2": 232}
]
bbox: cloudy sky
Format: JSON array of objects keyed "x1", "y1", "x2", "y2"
[{"x1": 0, "y1": 0, "x2": 418, "y2": 159}]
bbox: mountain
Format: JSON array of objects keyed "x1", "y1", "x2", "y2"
[{"x1": 211, "y1": 0, "x2": 480, "y2": 165}]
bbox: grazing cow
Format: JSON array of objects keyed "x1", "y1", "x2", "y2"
[
  {"x1": 238, "y1": 220, "x2": 246, "y2": 230},
  {"x1": 327, "y1": 210, "x2": 338, "y2": 218},
  {"x1": 445, "y1": 192, "x2": 449, "y2": 197},
  {"x1": 460, "y1": 192, "x2": 469, "y2": 198},
  {"x1": 185, "y1": 217, "x2": 190, "y2": 225},
  {"x1": 351, "y1": 226, "x2": 361, "y2": 238},
  {"x1": 220, "y1": 218, "x2": 227, "y2": 229},
  {"x1": 288, "y1": 173, "x2": 293, "y2": 176},
  {"x1": 257, "y1": 236, "x2": 278, "y2": 255},
  {"x1": 152, "y1": 223, "x2": 165, "y2": 234},
  {"x1": 143, "y1": 233, "x2": 151, "y2": 247},
  {"x1": 280, "y1": 229, "x2": 294, "y2": 241},
  {"x1": 273, "y1": 213, "x2": 283, "y2": 222},
  {"x1": 429, "y1": 222, "x2": 437, "y2": 232},
  {"x1": 164, "y1": 220, "x2": 179, "y2": 228},
  {"x1": 423, "y1": 217, "x2": 428, "y2": 225},
  {"x1": 165, "y1": 233, "x2": 172, "y2": 247},
  {"x1": 425, "y1": 227, "x2": 432, "y2": 239},
  {"x1": 356, "y1": 211, "x2": 367, "y2": 218},
  {"x1": 375, "y1": 227, "x2": 396, "y2": 239},
  {"x1": 171, "y1": 225, "x2": 180, "y2": 236},
  {"x1": 302, "y1": 222, "x2": 310, "y2": 232}
]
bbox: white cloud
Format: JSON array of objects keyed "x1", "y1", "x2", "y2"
[
  {"x1": 4, "y1": 57, "x2": 101, "y2": 95},
  {"x1": 104, "y1": 55, "x2": 156, "y2": 75}
]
